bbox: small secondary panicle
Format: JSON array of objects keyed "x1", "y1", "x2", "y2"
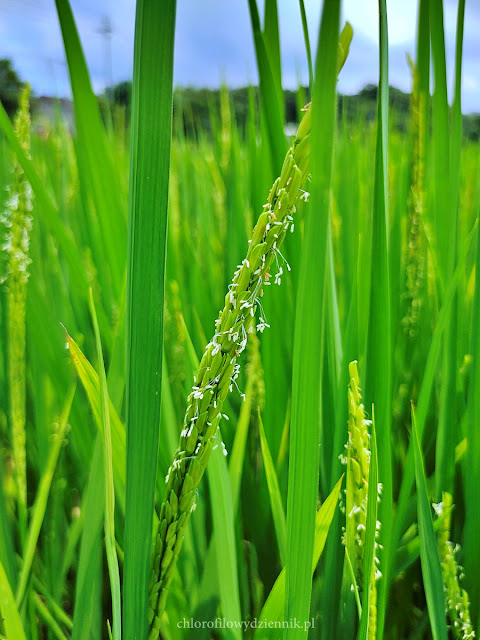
[
  {"x1": 402, "y1": 56, "x2": 427, "y2": 339},
  {"x1": 434, "y1": 493, "x2": 475, "y2": 640},
  {"x1": 341, "y1": 361, "x2": 381, "y2": 639}
]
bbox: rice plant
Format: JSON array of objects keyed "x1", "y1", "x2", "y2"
[{"x1": 0, "y1": 0, "x2": 479, "y2": 639}]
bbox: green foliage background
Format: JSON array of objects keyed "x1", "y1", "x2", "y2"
[{"x1": 0, "y1": 1, "x2": 479, "y2": 639}]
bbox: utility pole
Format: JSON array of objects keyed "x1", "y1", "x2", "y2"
[{"x1": 98, "y1": 15, "x2": 113, "y2": 100}]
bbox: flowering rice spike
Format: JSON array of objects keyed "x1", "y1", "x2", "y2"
[
  {"x1": 147, "y1": 100, "x2": 312, "y2": 638},
  {"x1": 1, "y1": 84, "x2": 33, "y2": 544},
  {"x1": 148, "y1": 25, "x2": 354, "y2": 635}
]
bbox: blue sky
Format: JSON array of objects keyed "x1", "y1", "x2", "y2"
[{"x1": 0, "y1": 0, "x2": 479, "y2": 113}]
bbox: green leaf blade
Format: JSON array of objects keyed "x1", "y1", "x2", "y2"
[
  {"x1": 284, "y1": 3, "x2": 341, "y2": 638},
  {"x1": 123, "y1": 2, "x2": 177, "y2": 639},
  {"x1": 412, "y1": 407, "x2": 448, "y2": 640}
]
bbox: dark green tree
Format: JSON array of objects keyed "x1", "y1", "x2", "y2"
[{"x1": 0, "y1": 59, "x2": 24, "y2": 117}]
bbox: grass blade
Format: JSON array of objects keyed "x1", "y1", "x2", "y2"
[
  {"x1": 228, "y1": 374, "x2": 254, "y2": 512},
  {"x1": 54, "y1": 0, "x2": 126, "y2": 297},
  {"x1": 123, "y1": 2, "x2": 176, "y2": 638},
  {"x1": 411, "y1": 406, "x2": 448, "y2": 640},
  {"x1": 429, "y1": 0, "x2": 450, "y2": 279},
  {"x1": 0, "y1": 459, "x2": 16, "y2": 591},
  {"x1": 247, "y1": 0, "x2": 286, "y2": 170},
  {"x1": 364, "y1": 2, "x2": 393, "y2": 635},
  {"x1": 33, "y1": 593, "x2": 68, "y2": 640},
  {"x1": 258, "y1": 411, "x2": 287, "y2": 564},
  {"x1": 298, "y1": 0, "x2": 314, "y2": 90},
  {"x1": 256, "y1": 476, "x2": 343, "y2": 638},
  {"x1": 263, "y1": 0, "x2": 282, "y2": 104},
  {"x1": 89, "y1": 290, "x2": 121, "y2": 640},
  {"x1": 33, "y1": 592, "x2": 68, "y2": 640},
  {"x1": 0, "y1": 560, "x2": 27, "y2": 640},
  {"x1": 464, "y1": 110, "x2": 480, "y2": 630},
  {"x1": 433, "y1": 0, "x2": 459, "y2": 500},
  {"x1": 15, "y1": 386, "x2": 74, "y2": 609},
  {"x1": 284, "y1": 7, "x2": 342, "y2": 636},
  {"x1": 208, "y1": 444, "x2": 242, "y2": 638},
  {"x1": 71, "y1": 438, "x2": 104, "y2": 640},
  {"x1": 65, "y1": 331, "x2": 126, "y2": 512}
]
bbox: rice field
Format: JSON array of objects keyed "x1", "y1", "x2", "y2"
[{"x1": 0, "y1": 1, "x2": 479, "y2": 639}]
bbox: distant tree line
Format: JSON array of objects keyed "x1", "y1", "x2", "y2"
[
  {"x1": 1, "y1": 58, "x2": 480, "y2": 141},
  {"x1": 105, "y1": 80, "x2": 480, "y2": 141}
]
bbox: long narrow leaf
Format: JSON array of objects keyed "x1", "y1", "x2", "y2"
[
  {"x1": 15, "y1": 386, "x2": 74, "y2": 609},
  {"x1": 256, "y1": 476, "x2": 343, "y2": 638},
  {"x1": 284, "y1": 5, "x2": 340, "y2": 638},
  {"x1": 123, "y1": 3, "x2": 177, "y2": 638},
  {"x1": 364, "y1": 2, "x2": 392, "y2": 636},
  {"x1": 258, "y1": 411, "x2": 287, "y2": 564},
  {"x1": 412, "y1": 406, "x2": 448, "y2": 640},
  {"x1": 71, "y1": 438, "x2": 104, "y2": 640},
  {"x1": 0, "y1": 561, "x2": 27, "y2": 640},
  {"x1": 263, "y1": 0, "x2": 282, "y2": 104},
  {"x1": 65, "y1": 331, "x2": 126, "y2": 512},
  {"x1": 54, "y1": 0, "x2": 126, "y2": 297},
  {"x1": 433, "y1": 0, "x2": 459, "y2": 500},
  {"x1": 465, "y1": 110, "x2": 480, "y2": 628},
  {"x1": 247, "y1": 0, "x2": 286, "y2": 171},
  {"x1": 298, "y1": 0, "x2": 314, "y2": 90},
  {"x1": 208, "y1": 446, "x2": 242, "y2": 638},
  {"x1": 90, "y1": 290, "x2": 121, "y2": 640}
]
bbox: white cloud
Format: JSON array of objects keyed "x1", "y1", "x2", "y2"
[{"x1": 341, "y1": 0, "x2": 419, "y2": 47}]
